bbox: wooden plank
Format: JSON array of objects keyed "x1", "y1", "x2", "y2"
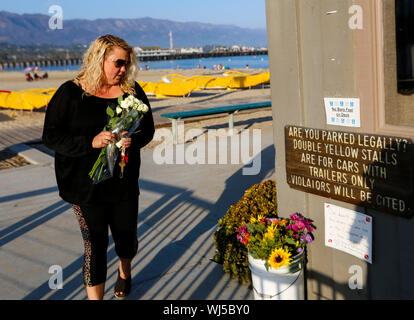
[
  {"x1": 2, "y1": 130, "x2": 30, "y2": 145},
  {"x1": 18, "y1": 127, "x2": 42, "y2": 142},
  {"x1": 0, "y1": 125, "x2": 43, "y2": 146},
  {"x1": 0, "y1": 130, "x2": 24, "y2": 146}
]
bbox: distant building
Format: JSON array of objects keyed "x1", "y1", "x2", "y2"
[
  {"x1": 133, "y1": 46, "x2": 176, "y2": 59},
  {"x1": 241, "y1": 46, "x2": 255, "y2": 52},
  {"x1": 178, "y1": 47, "x2": 203, "y2": 54},
  {"x1": 212, "y1": 46, "x2": 229, "y2": 53}
]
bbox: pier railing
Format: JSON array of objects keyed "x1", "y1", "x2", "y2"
[
  {"x1": 0, "y1": 50, "x2": 268, "y2": 70},
  {"x1": 0, "y1": 58, "x2": 83, "y2": 70},
  {"x1": 137, "y1": 49, "x2": 268, "y2": 62}
]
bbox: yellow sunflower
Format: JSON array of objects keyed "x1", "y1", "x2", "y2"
[{"x1": 268, "y1": 248, "x2": 292, "y2": 269}]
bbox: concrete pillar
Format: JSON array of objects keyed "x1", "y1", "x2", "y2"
[{"x1": 266, "y1": 0, "x2": 414, "y2": 299}]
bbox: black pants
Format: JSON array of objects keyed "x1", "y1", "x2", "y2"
[{"x1": 72, "y1": 199, "x2": 139, "y2": 287}]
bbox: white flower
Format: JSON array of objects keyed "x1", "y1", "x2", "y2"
[
  {"x1": 137, "y1": 102, "x2": 148, "y2": 113},
  {"x1": 142, "y1": 104, "x2": 149, "y2": 113},
  {"x1": 120, "y1": 100, "x2": 129, "y2": 109},
  {"x1": 126, "y1": 95, "x2": 137, "y2": 105},
  {"x1": 116, "y1": 106, "x2": 122, "y2": 114},
  {"x1": 120, "y1": 95, "x2": 148, "y2": 113}
]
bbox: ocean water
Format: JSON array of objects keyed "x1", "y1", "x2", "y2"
[
  {"x1": 3, "y1": 54, "x2": 268, "y2": 72},
  {"x1": 140, "y1": 54, "x2": 269, "y2": 70}
]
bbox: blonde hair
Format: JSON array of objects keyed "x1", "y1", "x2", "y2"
[{"x1": 75, "y1": 34, "x2": 137, "y2": 95}]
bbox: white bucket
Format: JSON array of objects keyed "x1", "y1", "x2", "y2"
[{"x1": 248, "y1": 252, "x2": 305, "y2": 300}]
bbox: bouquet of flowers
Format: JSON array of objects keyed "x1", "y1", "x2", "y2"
[
  {"x1": 237, "y1": 213, "x2": 315, "y2": 271},
  {"x1": 88, "y1": 94, "x2": 149, "y2": 184}
]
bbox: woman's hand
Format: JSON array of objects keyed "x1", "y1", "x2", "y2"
[
  {"x1": 92, "y1": 131, "x2": 115, "y2": 148},
  {"x1": 119, "y1": 131, "x2": 132, "y2": 149}
]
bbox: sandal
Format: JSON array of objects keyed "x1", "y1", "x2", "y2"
[{"x1": 114, "y1": 269, "x2": 131, "y2": 299}]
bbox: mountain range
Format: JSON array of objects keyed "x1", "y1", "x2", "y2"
[{"x1": 0, "y1": 11, "x2": 267, "y2": 48}]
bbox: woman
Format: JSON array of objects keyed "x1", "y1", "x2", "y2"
[{"x1": 42, "y1": 34, "x2": 154, "y2": 300}]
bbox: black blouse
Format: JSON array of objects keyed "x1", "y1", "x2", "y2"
[{"x1": 42, "y1": 80, "x2": 155, "y2": 206}]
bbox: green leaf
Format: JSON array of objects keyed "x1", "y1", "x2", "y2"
[
  {"x1": 286, "y1": 238, "x2": 296, "y2": 245},
  {"x1": 118, "y1": 95, "x2": 124, "y2": 105},
  {"x1": 106, "y1": 106, "x2": 114, "y2": 118},
  {"x1": 108, "y1": 117, "x2": 120, "y2": 129}
]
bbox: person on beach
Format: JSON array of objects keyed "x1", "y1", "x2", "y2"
[
  {"x1": 34, "y1": 66, "x2": 40, "y2": 80},
  {"x1": 42, "y1": 34, "x2": 154, "y2": 300}
]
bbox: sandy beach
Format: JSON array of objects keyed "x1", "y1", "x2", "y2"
[{"x1": 0, "y1": 68, "x2": 273, "y2": 152}]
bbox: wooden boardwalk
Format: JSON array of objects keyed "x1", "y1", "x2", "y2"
[
  {"x1": 0, "y1": 123, "x2": 43, "y2": 147},
  {"x1": 0, "y1": 127, "x2": 277, "y2": 300}
]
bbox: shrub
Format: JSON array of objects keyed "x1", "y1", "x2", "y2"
[{"x1": 213, "y1": 179, "x2": 277, "y2": 284}]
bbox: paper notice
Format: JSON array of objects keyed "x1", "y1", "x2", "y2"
[
  {"x1": 325, "y1": 203, "x2": 372, "y2": 263},
  {"x1": 324, "y1": 97, "x2": 361, "y2": 127}
]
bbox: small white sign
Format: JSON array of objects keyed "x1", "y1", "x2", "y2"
[
  {"x1": 324, "y1": 97, "x2": 361, "y2": 127},
  {"x1": 325, "y1": 203, "x2": 372, "y2": 263}
]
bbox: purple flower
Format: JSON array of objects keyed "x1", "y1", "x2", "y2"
[
  {"x1": 300, "y1": 233, "x2": 313, "y2": 244},
  {"x1": 297, "y1": 247, "x2": 303, "y2": 254}
]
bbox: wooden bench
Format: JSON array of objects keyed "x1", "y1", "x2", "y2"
[{"x1": 160, "y1": 101, "x2": 271, "y2": 144}]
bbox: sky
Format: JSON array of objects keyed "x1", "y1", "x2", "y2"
[{"x1": 0, "y1": 0, "x2": 267, "y2": 29}]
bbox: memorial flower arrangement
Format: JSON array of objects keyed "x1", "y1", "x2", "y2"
[
  {"x1": 237, "y1": 213, "x2": 315, "y2": 270},
  {"x1": 213, "y1": 180, "x2": 277, "y2": 284},
  {"x1": 89, "y1": 94, "x2": 149, "y2": 184}
]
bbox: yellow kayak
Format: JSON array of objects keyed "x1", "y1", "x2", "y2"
[
  {"x1": 228, "y1": 71, "x2": 270, "y2": 89},
  {"x1": 0, "y1": 71, "x2": 270, "y2": 107},
  {"x1": 0, "y1": 88, "x2": 57, "y2": 110},
  {"x1": 138, "y1": 80, "x2": 198, "y2": 97}
]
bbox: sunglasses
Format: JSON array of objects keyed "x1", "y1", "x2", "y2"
[{"x1": 109, "y1": 58, "x2": 129, "y2": 68}]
